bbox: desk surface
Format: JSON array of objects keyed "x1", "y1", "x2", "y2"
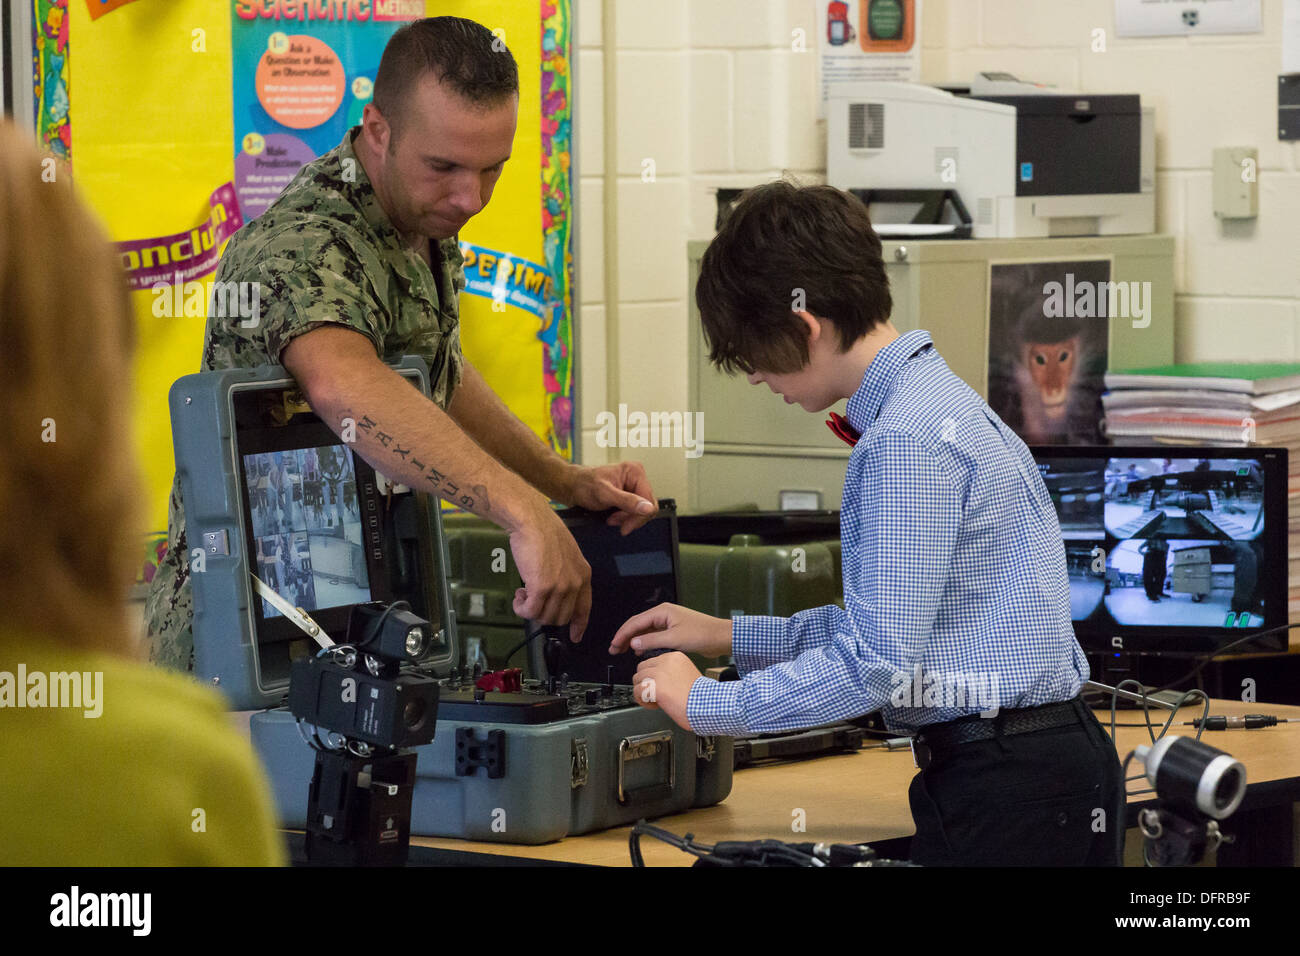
[{"x1": 411, "y1": 698, "x2": 1300, "y2": 867}]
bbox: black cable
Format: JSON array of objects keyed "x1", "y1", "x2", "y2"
[
  {"x1": 1102, "y1": 681, "x2": 1213, "y2": 747},
  {"x1": 629, "y1": 822, "x2": 714, "y2": 867},
  {"x1": 505, "y1": 621, "x2": 549, "y2": 666},
  {"x1": 628, "y1": 822, "x2": 890, "y2": 867},
  {"x1": 1153, "y1": 689, "x2": 1211, "y2": 744},
  {"x1": 358, "y1": 600, "x2": 411, "y2": 650},
  {"x1": 1150, "y1": 621, "x2": 1300, "y2": 695},
  {"x1": 1109, "y1": 679, "x2": 1149, "y2": 744}
]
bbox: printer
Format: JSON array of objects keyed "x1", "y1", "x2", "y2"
[{"x1": 827, "y1": 78, "x2": 1155, "y2": 239}]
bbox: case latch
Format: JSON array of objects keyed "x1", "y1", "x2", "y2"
[
  {"x1": 570, "y1": 737, "x2": 589, "y2": 790},
  {"x1": 696, "y1": 735, "x2": 716, "y2": 762}
]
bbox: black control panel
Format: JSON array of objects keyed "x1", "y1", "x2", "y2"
[{"x1": 436, "y1": 671, "x2": 640, "y2": 725}]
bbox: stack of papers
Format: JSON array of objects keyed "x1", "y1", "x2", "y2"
[{"x1": 1102, "y1": 363, "x2": 1300, "y2": 621}]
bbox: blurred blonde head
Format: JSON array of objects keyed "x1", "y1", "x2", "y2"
[{"x1": 0, "y1": 120, "x2": 139, "y2": 655}]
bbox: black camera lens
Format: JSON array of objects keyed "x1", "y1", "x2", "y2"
[
  {"x1": 403, "y1": 696, "x2": 428, "y2": 732},
  {"x1": 1214, "y1": 766, "x2": 1244, "y2": 812}
]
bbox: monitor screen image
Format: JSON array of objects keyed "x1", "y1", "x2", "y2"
[
  {"x1": 242, "y1": 444, "x2": 370, "y2": 620},
  {"x1": 1101, "y1": 537, "x2": 1262, "y2": 629},
  {"x1": 1103, "y1": 457, "x2": 1263, "y2": 541},
  {"x1": 1032, "y1": 446, "x2": 1286, "y2": 653}
]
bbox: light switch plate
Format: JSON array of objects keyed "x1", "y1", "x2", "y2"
[{"x1": 1212, "y1": 146, "x2": 1258, "y2": 219}]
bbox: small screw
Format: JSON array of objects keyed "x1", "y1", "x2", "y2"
[
  {"x1": 894, "y1": 246, "x2": 909, "y2": 261},
  {"x1": 185, "y1": 397, "x2": 192, "y2": 405},
  {"x1": 211, "y1": 676, "x2": 220, "y2": 685}
]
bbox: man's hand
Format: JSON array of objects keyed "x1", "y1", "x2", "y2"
[
  {"x1": 631, "y1": 651, "x2": 701, "y2": 731},
  {"x1": 283, "y1": 328, "x2": 597, "y2": 643},
  {"x1": 509, "y1": 499, "x2": 592, "y2": 643},
  {"x1": 565, "y1": 461, "x2": 657, "y2": 535},
  {"x1": 609, "y1": 602, "x2": 733, "y2": 659}
]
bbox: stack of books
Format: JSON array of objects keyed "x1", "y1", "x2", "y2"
[{"x1": 1102, "y1": 362, "x2": 1300, "y2": 620}]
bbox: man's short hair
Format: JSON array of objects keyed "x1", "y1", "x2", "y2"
[
  {"x1": 373, "y1": 16, "x2": 519, "y2": 139},
  {"x1": 695, "y1": 180, "x2": 892, "y2": 375}
]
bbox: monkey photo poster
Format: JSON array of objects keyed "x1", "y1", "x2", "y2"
[{"x1": 987, "y1": 258, "x2": 1110, "y2": 445}]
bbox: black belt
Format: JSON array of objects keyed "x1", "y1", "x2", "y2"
[{"x1": 911, "y1": 698, "x2": 1087, "y2": 770}]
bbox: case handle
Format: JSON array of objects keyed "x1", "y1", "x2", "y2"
[{"x1": 617, "y1": 731, "x2": 675, "y2": 806}]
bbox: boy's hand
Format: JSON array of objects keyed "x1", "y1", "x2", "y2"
[
  {"x1": 609, "y1": 602, "x2": 733, "y2": 658},
  {"x1": 631, "y1": 652, "x2": 701, "y2": 731}
]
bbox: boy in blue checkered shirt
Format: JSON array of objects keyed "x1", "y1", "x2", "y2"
[{"x1": 609, "y1": 181, "x2": 1122, "y2": 866}]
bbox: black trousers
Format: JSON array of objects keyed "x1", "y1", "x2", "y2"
[{"x1": 907, "y1": 698, "x2": 1123, "y2": 866}]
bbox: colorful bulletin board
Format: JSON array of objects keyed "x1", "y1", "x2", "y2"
[
  {"x1": 47, "y1": 1, "x2": 575, "y2": 586},
  {"x1": 230, "y1": 8, "x2": 413, "y2": 220}
]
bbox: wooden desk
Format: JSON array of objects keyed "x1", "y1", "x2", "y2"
[{"x1": 412, "y1": 698, "x2": 1300, "y2": 866}]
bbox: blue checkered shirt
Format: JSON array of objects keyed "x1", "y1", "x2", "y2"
[{"x1": 686, "y1": 329, "x2": 1088, "y2": 736}]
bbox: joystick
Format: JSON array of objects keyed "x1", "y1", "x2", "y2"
[{"x1": 544, "y1": 638, "x2": 564, "y2": 695}]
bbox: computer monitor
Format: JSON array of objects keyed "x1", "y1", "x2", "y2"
[
  {"x1": 1029, "y1": 444, "x2": 1288, "y2": 655},
  {"x1": 528, "y1": 502, "x2": 681, "y2": 685}
]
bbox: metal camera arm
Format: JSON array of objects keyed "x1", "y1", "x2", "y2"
[{"x1": 255, "y1": 577, "x2": 426, "y2": 866}]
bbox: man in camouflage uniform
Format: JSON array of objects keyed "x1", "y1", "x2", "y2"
[{"x1": 146, "y1": 18, "x2": 657, "y2": 671}]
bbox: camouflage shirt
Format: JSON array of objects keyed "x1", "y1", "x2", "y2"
[{"x1": 144, "y1": 126, "x2": 466, "y2": 672}]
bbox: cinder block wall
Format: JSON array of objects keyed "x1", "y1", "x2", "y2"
[{"x1": 579, "y1": 0, "x2": 1297, "y2": 508}]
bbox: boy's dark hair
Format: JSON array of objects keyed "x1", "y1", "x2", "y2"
[
  {"x1": 696, "y1": 181, "x2": 892, "y2": 375},
  {"x1": 374, "y1": 17, "x2": 519, "y2": 140}
]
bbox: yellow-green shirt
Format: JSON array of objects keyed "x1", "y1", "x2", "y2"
[{"x1": 0, "y1": 634, "x2": 286, "y2": 865}]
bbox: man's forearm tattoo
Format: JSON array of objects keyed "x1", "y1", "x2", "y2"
[{"x1": 344, "y1": 409, "x2": 490, "y2": 514}]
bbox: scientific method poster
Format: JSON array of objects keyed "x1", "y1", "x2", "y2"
[{"x1": 231, "y1": 5, "x2": 420, "y2": 220}]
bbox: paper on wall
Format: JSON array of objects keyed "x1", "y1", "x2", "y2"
[
  {"x1": 816, "y1": 0, "x2": 923, "y2": 117},
  {"x1": 1285, "y1": 0, "x2": 1300, "y2": 73},
  {"x1": 1115, "y1": 0, "x2": 1261, "y2": 38}
]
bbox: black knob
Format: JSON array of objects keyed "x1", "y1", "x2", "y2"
[
  {"x1": 473, "y1": 687, "x2": 486, "y2": 702},
  {"x1": 585, "y1": 688, "x2": 601, "y2": 705},
  {"x1": 603, "y1": 665, "x2": 615, "y2": 696}
]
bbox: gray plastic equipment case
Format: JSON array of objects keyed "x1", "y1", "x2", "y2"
[
  {"x1": 252, "y1": 501, "x2": 735, "y2": 844},
  {"x1": 251, "y1": 702, "x2": 733, "y2": 844},
  {"x1": 169, "y1": 357, "x2": 457, "y2": 710}
]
